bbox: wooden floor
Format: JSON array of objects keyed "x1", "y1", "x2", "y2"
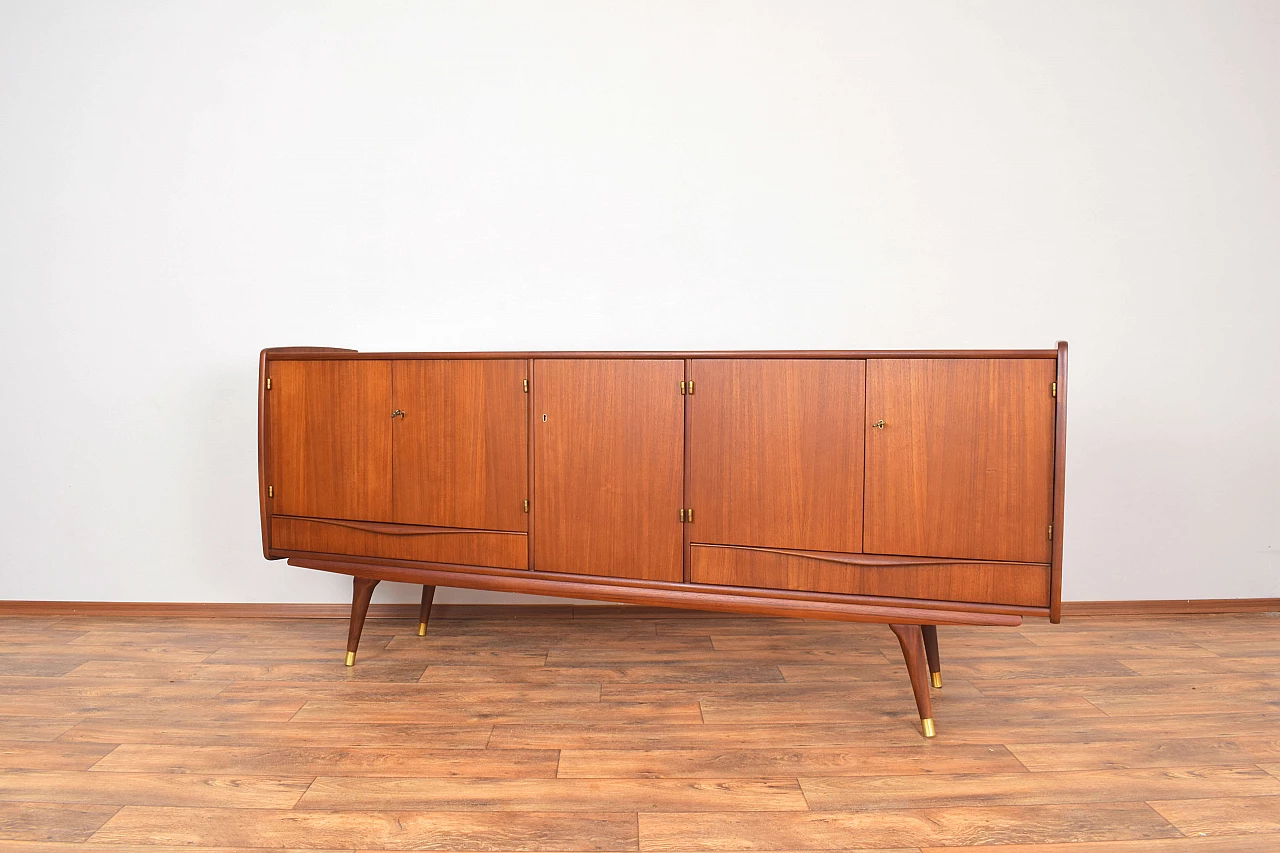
[{"x1": 0, "y1": 606, "x2": 1278, "y2": 851}]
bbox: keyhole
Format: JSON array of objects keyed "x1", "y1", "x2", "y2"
[{"x1": 542, "y1": 414, "x2": 548, "y2": 422}]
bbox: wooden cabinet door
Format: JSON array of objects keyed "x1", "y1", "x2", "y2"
[
  {"x1": 391, "y1": 359, "x2": 528, "y2": 531},
  {"x1": 864, "y1": 358, "x2": 1056, "y2": 563},
  {"x1": 532, "y1": 359, "x2": 684, "y2": 581},
  {"x1": 269, "y1": 360, "x2": 393, "y2": 522},
  {"x1": 689, "y1": 359, "x2": 865, "y2": 553}
]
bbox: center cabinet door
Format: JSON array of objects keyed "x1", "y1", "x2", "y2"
[
  {"x1": 688, "y1": 359, "x2": 867, "y2": 553},
  {"x1": 864, "y1": 358, "x2": 1056, "y2": 563},
  {"x1": 532, "y1": 359, "x2": 685, "y2": 581},
  {"x1": 391, "y1": 360, "x2": 528, "y2": 531}
]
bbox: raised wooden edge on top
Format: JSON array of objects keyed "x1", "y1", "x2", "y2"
[
  {"x1": 1049, "y1": 340, "x2": 1068, "y2": 622},
  {"x1": 262, "y1": 348, "x2": 1059, "y2": 360}
]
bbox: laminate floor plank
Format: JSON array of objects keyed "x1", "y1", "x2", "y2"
[
  {"x1": 420, "y1": 664, "x2": 788, "y2": 684},
  {"x1": 800, "y1": 766, "x2": 1280, "y2": 810},
  {"x1": 1147, "y1": 795, "x2": 1280, "y2": 835},
  {"x1": 291, "y1": 699, "x2": 703, "y2": 725},
  {"x1": 557, "y1": 745, "x2": 1026, "y2": 778},
  {"x1": 0, "y1": 769, "x2": 310, "y2": 808},
  {"x1": 298, "y1": 776, "x2": 809, "y2": 811},
  {"x1": 90, "y1": 807, "x2": 637, "y2": 850},
  {"x1": 489, "y1": 723, "x2": 925, "y2": 750},
  {"x1": 920, "y1": 838, "x2": 1280, "y2": 852},
  {"x1": 0, "y1": 609, "x2": 1273, "y2": 850},
  {"x1": 638, "y1": 803, "x2": 1180, "y2": 849},
  {"x1": 60, "y1": 720, "x2": 492, "y2": 748},
  {"x1": 0, "y1": 801, "x2": 120, "y2": 843},
  {"x1": 0, "y1": 740, "x2": 118, "y2": 770},
  {"x1": 1008, "y1": 737, "x2": 1280, "y2": 771},
  {"x1": 89, "y1": 744, "x2": 561, "y2": 777}
]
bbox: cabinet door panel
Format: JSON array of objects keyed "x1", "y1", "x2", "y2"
[
  {"x1": 532, "y1": 359, "x2": 684, "y2": 581},
  {"x1": 865, "y1": 358, "x2": 1055, "y2": 563},
  {"x1": 689, "y1": 359, "x2": 865, "y2": 553},
  {"x1": 392, "y1": 360, "x2": 528, "y2": 532},
  {"x1": 269, "y1": 360, "x2": 393, "y2": 521}
]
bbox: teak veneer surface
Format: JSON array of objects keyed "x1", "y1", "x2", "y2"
[
  {"x1": 689, "y1": 358, "x2": 866, "y2": 553},
  {"x1": 865, "y1": 358, "x2": 1056, "y2": 563},
  {"x1": 271, "y1": 516, "x2": 528, "y2": 570},
  {"x1": 268, "y1": 359, "x2": 393, "y2": 522},
  {"x1": 689, "y1": 544, "x2": 1051, "y2": 607},
  {"x1": 531, "y1": 359, "x2": 685, "y2": 582},
  {"x1": 1, "y1": 610, "x2": 1278, "y2": 849},
  {"x1": 390, "y1": 359, "x2": 528, "y2": 531}
]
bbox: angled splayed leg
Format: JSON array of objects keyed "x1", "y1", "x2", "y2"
[
  {"x1": 418, "y1": 585, "x2": 437, "y2": 636},
  {"x1": 890, "y1": 623, "x2": 935, "y2": 738},
  {"x1": 345, "y1": 576, "x2": 380, "y2": 666},
  {"x1": 921, "y1": 624, "x2": 942, "y2": 688}
]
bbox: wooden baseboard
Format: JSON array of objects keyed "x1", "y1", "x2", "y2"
[
  {"x1": 2, "y1": 598, "x2": 1277, "y2": 618},
  {"x1": 1063, "y1": 599, "x2": 1280, "y2": 616}
]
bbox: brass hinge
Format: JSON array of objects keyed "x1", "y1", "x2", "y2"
[
  {"x1": 680, "y1": 380, "x2": 695, "y2": 395},
  {"x1": 268, "y1": 485, "x2": 273, "y2": 498},
  {"x1": 1048, "y1": 524, "x2": 1053, "y2": 540},
  {"x1": 680, "y1": 508, "x2": 694, "y2": 523},
  {"x1": 266, "y1": 377, "x2": 271, "y2": 390},
  {"x1": 523, "y1": 499, "x2": 529, "y2": 513},
  {"x1": 1051, "y1": 382, "x2": 1057, "y2": 397},
  {"x1": 523, "y1": 379, "x2": 528, "y2": 393}
]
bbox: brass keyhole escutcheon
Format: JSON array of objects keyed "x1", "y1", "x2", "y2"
[
  {"x1": 872, "y1": 419, "x2": 886, "y2": 429},
  {"x1": 542, "y1": 414, "x2": 548, "y2": 422}
]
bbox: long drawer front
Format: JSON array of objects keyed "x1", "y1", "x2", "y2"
[
  {"x1": 272, "y1": 516, "x2": 528, "y2": 570},
  {"x1": 690, "y1": 544, "x2": 1050, "y2": 607}
]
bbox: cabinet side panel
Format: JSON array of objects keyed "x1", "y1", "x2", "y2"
[
  {"x1": 689, "y1": 359, "x2": 865, "y2": 553},
  {"x1": 272, "y1": 517, "x2": 527, "y2": 570},
  {"x1": 865, "y1": 358, "x2": 1056, "y2": 563},
  {"x1": 690, "y1": 545, "x2": 1050, "y2": 607},
  {"x1": 391, "y1": 359, "x2": 528, "y2": 531},
  {"x1": 269, "y1": 360, "x2": 393, "y2": 522},
  {"x1": 532, "y1": 359, "x2": 685, "y2": 581}
]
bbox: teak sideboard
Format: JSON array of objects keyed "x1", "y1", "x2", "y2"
[{"x1": 258, "y1": 345, "x2": 1068, "y2": 737}]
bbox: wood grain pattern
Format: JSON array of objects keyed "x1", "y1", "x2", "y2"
[
  {"x1": 91, "y1": 806, "x2": 637, "y2": 849},
  {"x1": 0, "y1": 611, "x2": 1278, "y2": 850},
  {"x1": 690, "y1": 544, "x2": 1051, "y2": 607},
  {"x1": 688, "y1": 359, "x2": 865, "y2": 553},
  {"x1": 271, "y1": 516, "x2": 527, "y2": 570},
  {"x1": 639, "y1": 803, "x2": 1180, "y2": 849},
  {"x1": 532, "y1": 359, "x2": 685, "y2": 581},
  {"x1": 865, "y1": 358, "x2": 1056, "y2": 562},
  {"x1": 391, "y1": 359, "x2": 527, "y2": 531},
  {"x1": 268, "y1": 359, "x2": 393, "y2": 522}
]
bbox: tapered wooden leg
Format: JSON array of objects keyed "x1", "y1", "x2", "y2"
[
  {"x1": 922, "y1": 624, "x2": 942, "y2": 688},
  {"x1": 345, "y1": 576, "x2": 380, "y2": 666},
  {"x1": 418, "y1": 585, "x2": 436, "y2": 636},
  {"x1": 890, "y1": 623, "x2": 935, "y2": 737}
]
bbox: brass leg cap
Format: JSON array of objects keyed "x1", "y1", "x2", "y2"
[
  {"x1": 418, "y1": 622, "x2": 427, "y2": 637},
  {"x1": 921, "y1": 718, "x2": 936, "y2": 738},
  {"x1": 344, "y1": 651, "x2": 355, "y2": 667},
  {"x1": 930, "y1": 671, "x2": 943, "y2": 689}
]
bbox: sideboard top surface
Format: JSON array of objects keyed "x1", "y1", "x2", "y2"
[{"x1": 262, "y1": 347, "x2": 1063, "y2": 361}]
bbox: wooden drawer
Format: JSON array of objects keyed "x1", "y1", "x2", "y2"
[
  {"x1": 271, "y1": 516, "x2": 527, "y2": 570},
  {"x1": 690, "y1": 544, "x2": 1049, "y2": 607}
]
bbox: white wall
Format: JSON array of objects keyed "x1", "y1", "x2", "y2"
[{"x1": 2, "y1": 1, "x2": 1277, "y2": 607}]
